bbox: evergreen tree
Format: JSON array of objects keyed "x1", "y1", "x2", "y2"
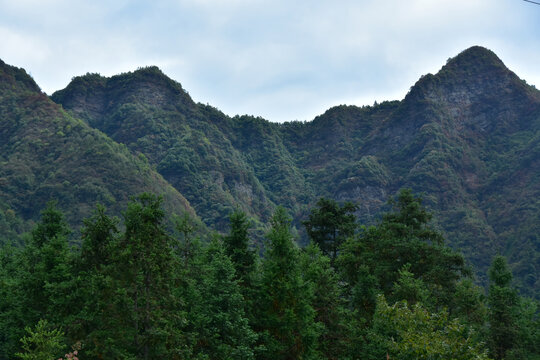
[
  {"x1": 189, "y1": 237, "x2": 256, "y2": 359},
  {"x1": 79, "y1": 204, "x2": 119, "y2": 271},
  {"x1": 303, "y1": 198, "x2": 357, "y2": 266},
  {"x1": 369, "y1": 295, "x2": 490, "y2": 360},
  {"x1": 223, "y1": 209, "x2": 256, "y2": 287},
  {"x1": 13, "y1": 202, "x2": 73, "y2": 352},
  {"x1": 452, "y1": 278, "x2": 487, "y2": 329},
  {"x1": 112, "y1": 193, "x2": 184, "y2": 359},
  {"x1": 15, "y1": 319, "x2": 65, "y2": 360},
  {"x1": 0, "y1": 243, "x2": 23, "y2": 358},
  {"x1": 299, "y1": 243, "x2": 352, "y2": 360},
  {"x1": 339, "y1": 189, "x2": 468, "y2": 315},
  {"x1": 488, "y1": 255, "x2": 518, "y2": 360},
  {"x1": 72, "y1": 204, "x2": 121, "y2": 358},
  {"x1": 256, "y1": 207, "x2": 321, "y2": 360},
  {"x1": 223, "y1": 209, "x2": 259, "y2": 337},
  {"x1": 506, "y1": 297, "x2": 540, "y2": 360}
]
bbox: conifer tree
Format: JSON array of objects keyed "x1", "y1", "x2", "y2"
[
  {"x1": 303, "y1": 198, "x2": 357, "y2": 266},
  {"x1": 112, "y1": 193, "x2": 184, "y2": 359},
  {"x1": 14, "y1": 201, "x2": 73, "y2": 351},
  {"x1": 256, "y1": 207, "x2": 320, "y2": 360},
  {"x1": 339, "y1": 189, "x2": 468, "y2": 315},
  {"x1": 0, "y1": 242, "x2": 23, "y2": 358},
  {"x1": 488, "y1": 255, "x2": 518, "y2": 360},
  {"x1": 223, "y1": 209, "x2": 256, "y2": 287},
  {"x1": 189, "y1": 237, "x2": 256, "y2": 359},
  {"x1": 72, "y1": 204, "x2": 121, "y2": 358},
  {"x1": 300, "y1": 243, "x2": 351, "y2": 360}
]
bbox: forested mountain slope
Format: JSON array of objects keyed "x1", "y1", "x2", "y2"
[
  {"x1": 51, "y1": 46, "x2": 539, "y2": 296},
  {"x1": 52, "y1": 68, "x2": 275, "y2": 231},
  {"x1": 0, "y1": 60, "x2": 196, "y2": 239},
  {"x1": 0, "y1": 45, "x2": 522, "y2": 297},
  {"x1": 279, "y1": 46, "x2": 540, "y2": 291}
]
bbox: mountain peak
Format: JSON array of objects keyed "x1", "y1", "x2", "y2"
[
  {"x1": 0, "y1": 58, "x2": 41, "y2": 93},
  {"x1": 109, "y1": 65, "x2": 188, "y2": 96},
  {"x1": 443, "y1": 45, "x2": 507, "y2": 74},
  {"x1": 403, "y1": 45, "x2": 522, "y2": 105}
]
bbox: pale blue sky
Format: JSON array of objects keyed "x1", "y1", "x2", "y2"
[{"x1": 1, "y1": 0, "x2": 539, "y2": 122}]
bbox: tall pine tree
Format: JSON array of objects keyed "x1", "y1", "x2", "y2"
[
  {"x1": 256, "y1": 207, "x2": 321, "y2": 360},
  {"x1": 112, "y1": 193, "x2": 184, "y2": 359},
  {"x1": 488, "y1": 255, "x2": 518, "y2": 360}
]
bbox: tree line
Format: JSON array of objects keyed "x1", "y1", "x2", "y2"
[{"x1": 0, "y1": 190, "x2": 538, "y2": 359}]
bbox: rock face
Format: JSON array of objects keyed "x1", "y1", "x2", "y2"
[{"x1": 32, "y1": 45, "x2": 540, "y2": 297}]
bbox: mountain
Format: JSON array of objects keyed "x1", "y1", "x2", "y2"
[
  {"x1": 51, "y1": 67, "x2": 275, "y2": 232},
  {"x1": 278, "y1": 46, "x2": 539, "y2": 290},
  {"x1": 0, "y1": 60, "x2": 197, "y2": 240},
  {"x1": 1, "y1": 45, "x2": 537, "y2": 297}
]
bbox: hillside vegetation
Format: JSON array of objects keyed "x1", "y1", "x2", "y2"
[
  {"x1": 0, "y1": 60, "x2": 197, "y2": 238},
  {"x1": 49, "y1": 46, "x2": 539, "y2": 296}
]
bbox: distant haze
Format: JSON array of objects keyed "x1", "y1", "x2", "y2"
[{"x1": 1, "y1": 0, "x2": 539, "y2": 122}]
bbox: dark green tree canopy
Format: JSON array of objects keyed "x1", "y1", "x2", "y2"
[
  {"x1": 303, "y1": 197, "x2": 357, "y2": 264},
  {"x1": 488, "y1": 255, "x2": 519, "y2": 360},
  {"x1": 339, "y1": 189, "x2": 468, "y2": 315},
  {"x1": 223, "y1": 209, "x2": 256, "y2": 285}
]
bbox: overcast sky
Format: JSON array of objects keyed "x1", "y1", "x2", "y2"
[{"x1": 1, "y1": 0, "x2": 539, "y2": 122}]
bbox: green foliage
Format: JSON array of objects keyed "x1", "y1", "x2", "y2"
[
  {"x1": 14, "y1": 201, "x2": 73, "y2": 346},
  {"x1": 339, "y1": 189, "x2": 468, "y2": 317},
  {"x1": 390, "y1": 265, "x2": 430, "y2": 306},
  {"x1": 256, "y1": 207, "x2": 321, "y2": 360},
  {"x1": 189, "y1": 237, "x2": 256, "y2": 359},
  {"x1": 487, "y1": 256, "x2": 520, "y2": 360},
  {"x1": 0, "y1": 192, "x2": 539, "y2": 359},
  {"x1": 223, "y1": 209, "x2": 256, "y2": 286},
  {"x1": 16, "y1": 319, "x2": 65, "y2": 360},
  {"x1": 506, "y1": 297, "x2": 540, "y2": 360},
  {"x1": 79, "y1": 203, "x2": 119, "y2": 270},
  {"x1": 370, "y1": 296, "x2": 491, "y2": 360},
  {"x1": 452, "y1": 278, "x2": 488, "y2": 327},
  {"x1": 114, "y1": 193, "x2": 183, "y2": 359},
  {"x1": 303, "y1": 197, "x2": 357, "y2": 265},
  {"x1": 299, "y1": 243, "x2": 353, "y2": 359}
]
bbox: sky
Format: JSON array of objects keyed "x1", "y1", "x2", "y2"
[{"x1": 1, "y1": 0, "x2": 540, "y2": 122}]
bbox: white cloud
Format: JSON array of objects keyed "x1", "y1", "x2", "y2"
[{"x1": 0, "y1": 0, "x2": 539, "y2": 121}]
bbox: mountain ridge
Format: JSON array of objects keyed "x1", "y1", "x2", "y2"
[
  {"x1": 0, "y1": 60, "x2": 198, "y2": 238},
  {"x1": 0, "y1": 45, "x2": 537, "y2": 296}
]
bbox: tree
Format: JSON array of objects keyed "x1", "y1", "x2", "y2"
[
  {"x1": 488, "y1": 255, "x2": 519, "y2": 360},
  {"x1": 223, "y1": 209, "x2": 256, "y2": 287},
  {"x1": 370, "y1": 295, "x2": 491, "y2": 360},
  {"x1": 79, "y1": 204, "x2": 119, "y2": 271},
  {"x1": 112, "y1": 193, "x2": 184, "y2": 359},
  {"x1": 71, "y1": 204, "x2": 121, "y2": 358},
  {"x1": 14, "y1": 201, "x2": 73, "y2": 349},
  {"x1": 189, "y1": 237, "x2": 256, "y2": 359},
  {"x1": 15, "y1": 319, "x2": 65, "y2": 360},
  {"x1": 299, "y1": 243, "x2": 352, "y2": 360},
  {"x1": 452, "y1": 278, "x2": 487, "y2": 328},
  {"x1": 506, "y1": 297, "x2": 540, "y2": 360},
  {"x1": 0, "y1": 243, "x2": 24, "y2": 358},
  {"x1": 338, "y1": 189, "x2": 468, "y2": 314},
  {"x1": 256, "y1": 207, "x2": 321, "y2": 360},
  {"x1": 303, "y1": 198, "x2": 357, "y2": 265}
]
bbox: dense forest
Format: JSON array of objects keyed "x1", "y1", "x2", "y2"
[{"x1": 1, "y1": 190, "x2": 538, "y2": 359}]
